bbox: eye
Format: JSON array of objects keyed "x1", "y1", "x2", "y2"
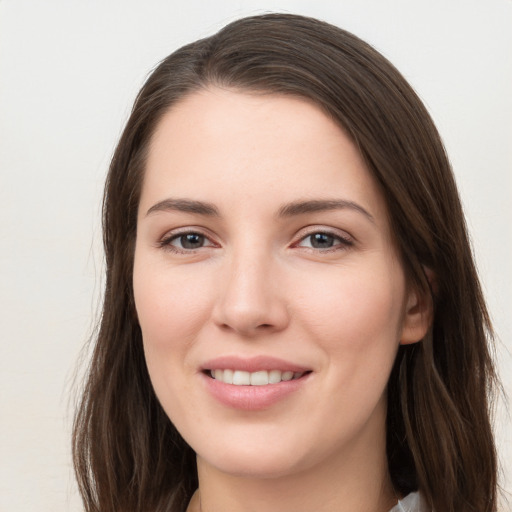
[
  {"x1": 296, "y1": 231, "x2": 353, "y2": 251},
  {"x1": 159, "y1": 231, "x2": 216, "y2": 252}
]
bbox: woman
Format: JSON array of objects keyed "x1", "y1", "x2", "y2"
[{"x1": 73, "y1": 13, "x2": 499, "y2": 512}]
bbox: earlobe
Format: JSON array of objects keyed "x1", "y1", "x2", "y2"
[{"x1": 400, "y1": 270, "x2": 435, "y2": 345}]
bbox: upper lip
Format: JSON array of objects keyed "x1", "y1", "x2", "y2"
[{"x1": 201, "y1": 355, "x2": 311, "y2": 373}]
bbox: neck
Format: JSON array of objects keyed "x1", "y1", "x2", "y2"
[{"x1": 188, "y1": 422, "x2": 396, "y2": 512}]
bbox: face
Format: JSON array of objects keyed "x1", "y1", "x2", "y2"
[{"x1": 133, "y1": 88, "x2": 425, "y2": 479}]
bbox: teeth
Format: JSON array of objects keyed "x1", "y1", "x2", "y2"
[
  {"x1": 250, "y1": 371, "x2": 268, "y2": 386},
  {"x1": 282, "y1": 371, "x2": 294, "y2": 381},
  {"x1": 268, "y1": 369, "x2": 282, "y2": 384},
  {"x1": 209, "y1": 369, "x2": 305, "y2": 385},
  {"x1": 233, "y1": 370, "x2": 251, "y2": 385}
]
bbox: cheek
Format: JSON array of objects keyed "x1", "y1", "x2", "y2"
[
  {"x1": 294, "y1": 259, "x2": 405, "y2": 372},
  {"x1": 133, "y1": 258, "x2": 211, "y2": 344},
  {"x1": 288, "y1": 262, "x2": 405, "y2": 445},
  {"x1": 132, "y1": 258, "x2": 213, "y2": 426},
  {"x1": 132, "y1": 255, "x2": 216, "y2": 403}
]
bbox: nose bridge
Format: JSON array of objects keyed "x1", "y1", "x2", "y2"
[{"x1": 213, "y1": 238, "x2": 288, "y2": 336}]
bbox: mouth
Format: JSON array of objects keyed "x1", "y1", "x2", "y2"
[
  {"x1": 205, "y1": 369, "x2": 311, "y2": 386},
  {"x1": 200, "y1": 356, "x2": 312, "y2": 410}
]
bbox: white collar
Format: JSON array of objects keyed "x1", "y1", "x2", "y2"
[{"x1": 389, "y1": 491, "x2": 429, "y2": 512}]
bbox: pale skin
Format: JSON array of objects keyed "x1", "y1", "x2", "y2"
[{"x1": 133, "y1": 88, "x2": 432, "y2": 512}]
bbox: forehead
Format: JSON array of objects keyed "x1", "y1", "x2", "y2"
[{"x1": 140, "y1": 88, "x2": 389, "y2": 224}]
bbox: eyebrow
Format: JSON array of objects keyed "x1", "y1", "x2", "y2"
[
  {"x1": 145, "y1": 197, "x2": 374, "y2": 223},
  {"x1": 277, "y1": 199, "x2": 374, "y2": 223},
  {"x1": 146, "y1": 198, "x2": 220, "y2": 217}
]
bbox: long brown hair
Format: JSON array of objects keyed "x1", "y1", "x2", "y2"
[{"x1": 73, "y1": 13, "x2": 499, "y2": 512}]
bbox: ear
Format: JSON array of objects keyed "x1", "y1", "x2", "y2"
[{"x1": 400, "y1": 268, "x2": 435, "y2": 345}]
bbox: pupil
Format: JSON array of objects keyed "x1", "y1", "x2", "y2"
[
  {"x1": 181, "y1": 233, "x2": 204, "y2": 249},
  {"x1": 311, "y1": 233, "x2": 334, "y2": 248}
]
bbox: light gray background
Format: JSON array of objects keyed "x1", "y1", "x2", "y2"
[{"x1": 1, "y1": 1, "x2": 511, "y2": 510}]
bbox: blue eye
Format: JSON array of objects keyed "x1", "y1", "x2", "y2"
[
  {"x1": 160, "y1": 231, "x2": 214, "y2": 252},
  {"x1": 308, "y1": 233, "x2": 336, "y2": 249},
  {"x1": 174, "y1": 233, "x2": 206, "y2": 249},
  {"x1": 297, "y1": 232, "x2": 352, "y2": 250}
]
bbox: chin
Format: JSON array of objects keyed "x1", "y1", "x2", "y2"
[
  {"x1": 194, "y1": 433, "x2": 317, "y2": 480},
  {"x1": 205, "y1": 453, "x2": 304, "y2": 480}
]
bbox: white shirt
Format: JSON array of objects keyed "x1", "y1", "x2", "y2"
[{"x1": 389, "y1": 492, "x2": 430, "y2": 512}]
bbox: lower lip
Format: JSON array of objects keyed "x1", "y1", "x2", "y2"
[{"x1": 201, "y1": 372, "x2": 310, "y2": 411}]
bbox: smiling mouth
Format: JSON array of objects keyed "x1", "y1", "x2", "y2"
[{"x1": 206, "y1": 369, "x2": 311, "y2": 386}]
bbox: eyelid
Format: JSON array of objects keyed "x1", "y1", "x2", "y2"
[
  {"x1": 157, "y1": 226, "x2": 219, "y2": 252},
  {"x1": 291, "y1": 225, "x2": 354, "y2": 249},
  {"x1": 155, "y1": 225, "x2": 354, "y2": 253}
]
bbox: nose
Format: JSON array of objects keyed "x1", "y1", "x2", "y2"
[{"x1": 212, "y1": 248, "x2": 290, "y2": 337}]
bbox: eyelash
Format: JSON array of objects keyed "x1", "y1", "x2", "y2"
[
  {"x1": 158, "y1": 230, "x2": 217, "y2": 254},
  {"x1": 294, "y1": 230, "x2": 354, "y2": 252},
  {"x1": 157, "y1": 228, "x2": 354, "y2": 254}
]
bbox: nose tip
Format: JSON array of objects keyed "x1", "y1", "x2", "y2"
[
  {"x1": 212, "y1": 263, "x2": 289, "y2": 337},
  {"x1": 217, "y1": 308, "x2": 284, "y2": 337}
]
